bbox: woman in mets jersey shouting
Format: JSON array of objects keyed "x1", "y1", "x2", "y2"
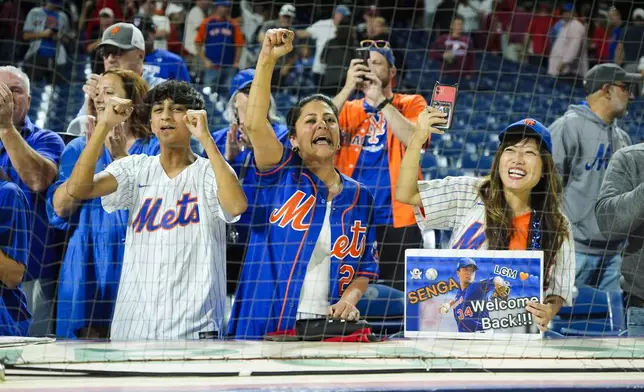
[
  {"x1": 227, "y1": 29, "x2": 380, "y2": 339},
  {"x1": 396, "y1": 111, "x2": 575, "y2": 332}
]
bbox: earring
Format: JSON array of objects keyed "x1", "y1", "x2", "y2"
[{"x1": 292, "y1": 146, "x2": 300, "y2": 153}]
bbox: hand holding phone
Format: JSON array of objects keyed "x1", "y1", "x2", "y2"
[{"x1": 429, "y1": 82, "x2": 458, "y2": 130}]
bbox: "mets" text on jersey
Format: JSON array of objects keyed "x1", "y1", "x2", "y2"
[{"x1": 132, "y1": 193, "x2": 200, "y2": 233}]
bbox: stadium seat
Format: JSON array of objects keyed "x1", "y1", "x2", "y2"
[
  {"x1": 549, "y1": 286, "x2": 626, "y2": 337},
  {"x1": 420, "y1": 151, "x2": 438, "y2": 180}
]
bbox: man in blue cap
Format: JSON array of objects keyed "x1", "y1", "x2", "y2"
[
  {"x1": 296, "y1": 5, "x2": 352, "y2": 86},
  {"x1": 439, "y1": 258, "x2": 510, "y2": 333},
  {"x1": 204, "y1": 68, "x2": 288, "y2": 295},
  {"x1": 332, "y1": 40, "x2": 428, "y2": 291}
]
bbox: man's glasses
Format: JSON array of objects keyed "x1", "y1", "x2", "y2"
[
  {"x1": 360, "y1": 40, "x2": 390, "y2": 49},
  {"x1": 612, "y1": 83, "x2": 635, "y2": 96}
]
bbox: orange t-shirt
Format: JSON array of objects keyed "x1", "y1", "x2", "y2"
[
  {"x1": 335, "y1": 95, "x2": 427, "y2": 228},
  {"x1": 508, "y1": 212, "x2": 531, "y2": 250}
]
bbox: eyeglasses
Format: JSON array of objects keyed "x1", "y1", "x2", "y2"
[
  {"x1": 612, "y1": 83, "x2": 635, "y2": 95},
  {"x1": 360, "y1": 40, "x2": 390, "y2": 49},
  {"x1": 100, "y1": 46, "x2": 133, "y2": 59}
]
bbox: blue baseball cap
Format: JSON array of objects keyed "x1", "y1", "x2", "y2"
[
  {"x1": 499, "y1": 118, "x2": 553, "y2": 154},
  {"x1": 335, "y1": 5, "x2": 351, "y2": 17},
  {"x1": 229, "y1": 68, "x2": 255, "y2": 98},
  {"x1": 457, "y1": 258, "x2": 478, "y2": 271},
  {"x1": 215, "y1": 0, "x2": 232, "y2": 7},
  {"x1": 562, "y1": 3, "x2": 574, "y2": 12},
  {"x1": 370, "y1": 47, "x2": 395, "y2": 66}
]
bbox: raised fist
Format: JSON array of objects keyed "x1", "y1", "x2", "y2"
[
  {"x1": 260, "y1": 28, "x2": 295, "y2": 62},
  {"x1": 183, "y1": 109, "x2": 210, "y2": 142},
  {"x1": 102, "y1": 97, "x2": 133, "y2": 129}
]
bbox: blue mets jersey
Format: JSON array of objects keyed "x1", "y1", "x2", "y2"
[
  {"x1": 227, "y1": 148, "x2": 380, "y2": 339},
  {"x1": 452, "y1": 278, "x2": 495, "y2": 332}
]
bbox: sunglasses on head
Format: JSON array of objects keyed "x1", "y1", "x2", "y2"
[{"x1": 360, "y1": 40, "x2": 390, "y2": 49}]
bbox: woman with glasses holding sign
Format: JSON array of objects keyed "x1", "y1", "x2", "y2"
[{"x1": 396, "y1": 109, "x2": 575, "y2": 332}]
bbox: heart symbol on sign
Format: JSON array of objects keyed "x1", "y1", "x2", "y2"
[{"x1": 519, "y1": 272, "x2": 529, "y2": 281}]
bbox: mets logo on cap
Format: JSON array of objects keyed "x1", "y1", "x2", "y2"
[
  {"x1": 111, "y1": 26, "x2": 121, "y2": 35},
  {"x1": 522, "y1": 119, "x2": 536, "y2": 126}
]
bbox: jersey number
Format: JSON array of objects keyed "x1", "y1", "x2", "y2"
[
  {"x1": 456, "y1": 306, "x2": 473, "y2": 320},
  {"x1": 339, "y1": 265, "x2": 355, "y2": 295}
]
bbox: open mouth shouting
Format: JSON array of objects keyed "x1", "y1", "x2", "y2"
[{"x1": 312, "y1": 134, "x2": 333, "y2": 147}]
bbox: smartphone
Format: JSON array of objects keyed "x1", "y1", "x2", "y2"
[
  {"x1": 430, "y1": 82, "x2": 458, "y2": 130},
  {"x1": 354, "y1": 48, "x2": 370, "y2": 63}
]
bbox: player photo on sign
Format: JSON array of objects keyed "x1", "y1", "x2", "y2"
[{"x1": 405, "y1": 249, "x2": 543, "y2": 339}]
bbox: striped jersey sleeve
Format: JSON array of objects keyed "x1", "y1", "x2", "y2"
[
  {"x1": 201, "y1": 159, "x2": 240, "y2": 224},
  {"x1": 414, "y1": 176, "x2": 482, "y2": 231},
  {"x1": 546, "y1": 217, "x2": 576, "y2": 306},
  {"x1": 101, "y1": 154, "x2": 147, "y2": 213}
]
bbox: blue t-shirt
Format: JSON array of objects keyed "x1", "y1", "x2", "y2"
[
  {"x1": 0, "y1": 117, "x2": 65, "y2": 281},
  {"x1": 351, "y1": 102, "x2": 392, "y2": 225},
  {"x1": 452, "y1": 278, "x2": 496, "y2": 332},
  {"x1": 38, "y1": 10, "x2": 61, "y2": 58},
  {"x1": 144, "y1": 49, "x2": 191, "y2": 83},
  {"x1": 609, "y1": 25, "x2": 623, "y2": 61},
  {"x1": 0, "y1": 181, "x2": 32, "y2": 336}
]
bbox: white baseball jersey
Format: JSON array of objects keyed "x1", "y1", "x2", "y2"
[
  {"x1": 101, "y1": 154, "x2": 239, "y2": 340},
  {"x1": 413, "y1": 176, "x2": 576, "y2": 306}
]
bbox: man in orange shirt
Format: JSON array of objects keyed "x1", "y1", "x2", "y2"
[
  {"x1": 333, "y1": 43, "x2": 427, "y2": 291},
  {"x1": 195, "y1": 0, "x2": 244, "y2": 97}
]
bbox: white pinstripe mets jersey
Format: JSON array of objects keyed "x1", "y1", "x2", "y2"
[{"x1": 101, "y1": 154, "x2": 239, "y2": 340}]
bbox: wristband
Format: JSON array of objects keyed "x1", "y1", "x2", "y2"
[{"x1": 376, "y1": 98, "x2": 393, "y2": 111}]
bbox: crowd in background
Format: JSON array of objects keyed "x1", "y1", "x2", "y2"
[{"x1": 0, "y1": 0, "x2": 642, "y2": 340}]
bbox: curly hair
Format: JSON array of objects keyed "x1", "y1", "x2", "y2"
[
  {"x1": 88, "y1": 69, "x2": 150, "y2": 139},
  {"x1": 478, "y1": 131, "x2": 569, "y2": 284},
  {"x1": 144, "y1": 80, "x2": 205, "y2": 119}
]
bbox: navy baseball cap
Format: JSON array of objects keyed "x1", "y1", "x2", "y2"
[
  {"x1": 499, "y1": 118, "x2": 553, "y2": 154},
  {"x1": 370, "y1": 47, "x2": 395, "y2": 66},
  {"x1": 215, "y1": 0, "x2": 232, "y2": 7},
  {"x1": 229, "y1": 69, "x2": 255, "y2": 98},
  {"x1": 457, "y1": 258, "x2": 478, "y2": 271}
]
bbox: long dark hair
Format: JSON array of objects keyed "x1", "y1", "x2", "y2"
[{"x1": 478, "y1": 133, "x2": 569, "y2": 282}]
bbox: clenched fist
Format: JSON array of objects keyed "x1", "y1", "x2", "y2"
[
  {"x1": 183, "y1": 109, "x2": 210, "y2": 142},
  {"x1": 260, "y1": 28, "x2": 295, "y2": 62},
  {"x1": 102, "y1": 97, "x2": 134, "y2": 129}
]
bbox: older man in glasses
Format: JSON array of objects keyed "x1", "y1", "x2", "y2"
[
  {"x1": 332, "y1": 41, "x2": 427, "y2": 292},
  {"x1": 66, "y1": 22, "x2": 165, "y2": 134},
  {"x1": 550, "y1": 63, "x2": 641, "y2": 292}
]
